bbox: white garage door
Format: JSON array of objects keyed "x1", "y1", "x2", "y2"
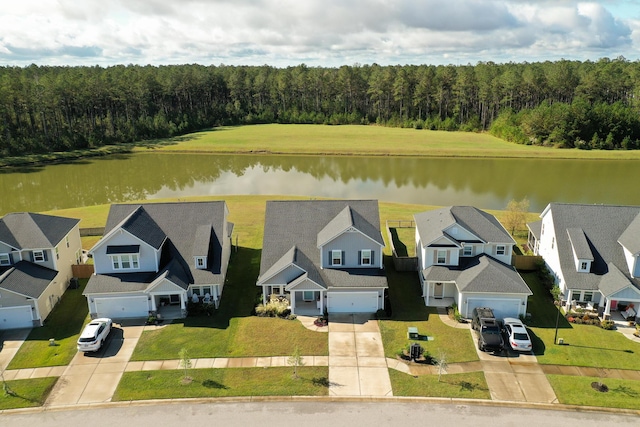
[
  {"x1": 328, "y1": 292, "x2": 378, "y2": 313},
  {"x1": 95, "y1": 296, "x2": 149, "y2": 319},
  {"x1": 0, "y1": 306, "x2": 33, "y2": 330},
  {"x1": 467, "y1": 298, "x2": 521, "y2": 319}
]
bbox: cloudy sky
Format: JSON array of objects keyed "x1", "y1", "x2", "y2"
[{"x1": 1, "y1": 0, "x2": 638, "y2": 67}]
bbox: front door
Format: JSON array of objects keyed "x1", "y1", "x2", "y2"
[{"x1": 434, "y1": 283, "x2": 444, "y2": 299}]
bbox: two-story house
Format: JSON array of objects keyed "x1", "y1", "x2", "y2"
[
  {"x1": 415, "y1": 206, "x2": 531, "y2": 318},
  {"x1": 257, "y1": 200, "x2": 387, "y2": 315},
  {"x1": 0, "y1": 212, "x2": 81, "y2": 329},
  {"x1": 528, "y1": 203, "x2": 640, "y2": 321},
  {"x1": 84, "y1": 201, "x2": 233, "y2": 320}
]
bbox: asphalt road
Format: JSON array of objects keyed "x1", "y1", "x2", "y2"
[{"x1": 1, "y1": 401, "x2": 637, "y2": 427}]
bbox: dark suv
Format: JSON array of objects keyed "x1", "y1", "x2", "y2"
[{"x1": 471, "y1": 307, "x2": 504, "y2": 352}]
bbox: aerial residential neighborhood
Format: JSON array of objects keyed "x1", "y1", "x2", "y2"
[{"x1": 2, "y1": 0, "x2": 640, "y2": 421}]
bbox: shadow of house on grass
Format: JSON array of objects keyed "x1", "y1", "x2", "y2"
[{"x1": 383, "y1": 255, "x2": 433, "y2": 322}]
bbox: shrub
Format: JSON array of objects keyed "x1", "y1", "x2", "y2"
[
  {"x1": 600, "y1": 320, "x2": 615, "y2": 330},
  {"x1": 255, "y1": 294, "x2": 291, "y2": 319},
  {"x1": 448, "y1": 303, "x2": 462, "y2": 323},
  {"x1": 375, "y1": 309, "x2": 388, "y2": 319}
]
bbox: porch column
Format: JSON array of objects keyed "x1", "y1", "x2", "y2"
[
  {"x1": 290, "y1": 291, "x2": 296, "y2": 314},
  {"x1": 565, "y1": 289, "x2": 573, "y2": 311},
  {"x1": 604, "y1": 298, "x2": 612, "y2": 319},
  {"x1": 180, "y1": 293, "x2": 186, "y2": 310},
  {"x1": 150, "y1": 295, "x2": 157, "y2": 312},
  {"x1": 424, "y1": 281, "x2": 430, "y2": 305},
  {"x1": 318, "y1": 291, "x2": 324, "y2": 314}
]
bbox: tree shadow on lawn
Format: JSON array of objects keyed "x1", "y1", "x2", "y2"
[
  {"x1": 201, "y1": 379, "x2": 229, "y2": 389},
  {"x1": 610, "y1": 385, "x2": 639, "y2": 397}
]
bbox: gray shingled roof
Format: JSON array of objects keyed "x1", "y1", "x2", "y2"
[
  {"x1": 0, "y1": 213, "x2": 79, "y2": 250},
  {"x1": 546, "y1": 203, "x2": 640, "y2": 292},
  {"x1": 566, "y1": 228, "x2": 594, "y2": 261},
  {"x1": 0, "y1": 261, "x2": 58, "y2": 298},
  {"x1": 87, "y1": 202, "x2": 229, "y2": 295},
  {"x1": 422, "y1": 254, "x2": 531, "y2": 295},
  {"x1": 619, "y1": 213, "x2": 640, "y2": 255},
  {"x1": 527, "y1": 220, "x2": 542, "y2": 240},
  {"x1": 598, "y1": 263, "x2": 633, "y2": 297},
  {"x1": 259, "y1": 200, "x2": 387, "y2": 290},
  {"x1": 414, "y1": 206, "x2": 514, "y2": 247}
]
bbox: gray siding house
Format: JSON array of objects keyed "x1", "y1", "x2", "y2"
[
  {"x1": 529, "y1": 203, "x2": 640, "y2": 321},
  {"x1": 415, "y1": 206, "x2": 531, "y2": 319},
  {"x1": 0, "y1": 212, "x2": 81, "y2": 329},
  {"x1": 85, "y1": 202, "x2": 233, "y2": 320},
  {"x1": 257, "y1": 200, "x2": 387, "y2": 315}
]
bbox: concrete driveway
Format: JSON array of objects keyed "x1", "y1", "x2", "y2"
[
  {"x1": 45, "y1": 322, "x2": 144, "y2": 407},
  {"x1": 470, "y1": 328, "x2": 557, "y2": 403},
  {"x1": 328, "y1": 314, "x2": 392, "y2": 397},
  {"x1": 0, "y1": 328, "x2": 30, "y2": 371}
]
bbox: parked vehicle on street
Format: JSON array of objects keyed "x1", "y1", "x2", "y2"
[
  {"x1": 471, "y1": 307, "x2": 504, "y2": 352},
  {"x1": 77, "y1": 318, "x2": 112, "y2": 352},
  {"x1": 502, "y1": 317, "x2": 532, "y2": 352}
]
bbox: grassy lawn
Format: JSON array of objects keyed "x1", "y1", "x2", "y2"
[
  {"x1": 379, "y1": 258, "x2": 478, "y2": 363},
  {"x1": 523, "y1": 272, "x2": 640, "y2": 370},
  {"x1": 388, "y1": 227, "x2": 416, "y2": 257},
  {"x1": 136, "y1": 124, "x2": 640, "y2": 160},
  {"x1": 547, "y1": 374, "x2": 640, "y2": 410},
  {"x1": 112, "y1": 367, "x2": 328, "y2": 401},
  {"x1": 0, "y1": 377, "x2": 58, "y2": 410},
  {"x1": 8, "y1": 280, "x2": 90, "y2": 369},
  {"x1": 389, "y1": 370, "x2": 490, "y2": 399}
]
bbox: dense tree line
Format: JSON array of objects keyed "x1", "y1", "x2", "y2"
[{"x1": 1, "y1": 57, "x2": 640, "y2": 156}]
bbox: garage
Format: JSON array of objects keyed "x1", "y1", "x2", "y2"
[
  {"x1": 327, "y1": 292, "x2": 379, "y2": 313},
  {"x1": 0, "y1": 306, "x2": 33, "y2": 330},
  {"x1": 94, "y1": 296, "x2": 149, "y2": 319},
  {"x1": 466, "y1": 298, "x2": 522, "y2": 319}
]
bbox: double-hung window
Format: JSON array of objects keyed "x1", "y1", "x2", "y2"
[
  {"x1": 496, "y1": 245, "x2": 506, "y2": 256},
  {"x1": 437, "y1": 250, "x2": 447, "y2": 264},
  {"x1": 361, "y1": 249, "x2": 372, "y2": 266},
  {"x1": 33, "y1": 250, "x2": 45, "y2": 262},
  {"x1": 111, "y1": 254, "x2": 139, "y2": 270},
  {"x1": 0, "y1": 253, "x2": 10, "y2": 266},
  {"x1": 463, "y1": 245, "x2": 473, "y2": 256},
  {"x1": 331, "y1": 250, "x2": 342, "y2": 266}
]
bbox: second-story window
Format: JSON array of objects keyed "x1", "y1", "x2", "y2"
[
  {"x1": 0, "y1": 253, "x2": 10, "y2": 266},
  {"x1": 331, "y1": 250, "x2": 342, "y2": 266},
  {"x1": 361, "y1": 249, "x2": 372, "y2": 265},
  {"x1": 463, "y1": 245, "x2": 473, "y2": 256},
  {"x1": 111, "y1": 254, "x2": 139, "y2": 270},
  {"x1": 33, "y1": 250, "x2": 45, "y2": 262},
  {"x1": 437, "y1": 250, "x2": 446, "y2": 264},
  {"x1": 496, "y1": 245, "x2": 506, "y2": 256},
  {"x1": 580, "y1": 261, "x2": 588, "y2": 270}
]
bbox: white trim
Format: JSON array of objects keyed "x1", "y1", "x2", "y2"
[
  {"x1": 360, "y1": 249, "x2": 372, "y2": 266},
  {"x1": 318, "y1": 227, "x2": 384, "y2": 250},
  {"x1": 331, "y1": 250, "x2": 343, "y2": 266},
  {"x1": 257, "y1": 262, "x2": 305, "y2": 286},
  {"x1": 33, "y1": 250, "x2": 45, "y2": 262},
  {"x1": 110, "y1": 253, "x2": 140, "y2": 270}
]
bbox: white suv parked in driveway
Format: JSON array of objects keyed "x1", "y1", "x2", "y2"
[{"x1": 77, "y1": 318, "x2": 112, "y2": 352}]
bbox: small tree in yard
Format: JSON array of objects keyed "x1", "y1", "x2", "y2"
[
  {"x1": 179, "y1": 348, "x2": 192, "y2": 383},
  {"x1": 503, "y1": 197, "x2": 530, "y2": 236},
  {"x1": 437, "y1": 350, "x2": 448, "y2": 382},
  {"x1": 288, "y1": 346, "x2": 304, "y2": 379}
]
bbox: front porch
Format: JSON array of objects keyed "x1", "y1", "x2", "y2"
[{"x1": 425, "y1": 297, "x2": 455, "y2": 308}]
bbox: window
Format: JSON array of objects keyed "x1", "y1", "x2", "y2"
[
  {"x1": 496, "y1": 245, "x2": 506, "y2": 256},
  {"x1": 437, "y1": 250, "x2": 446, "y2": 264},
  {"x1": 111, "y1": 254, "x2": 139, "y2": 270},
  {"x1": 331, "y1": 250, "x2": 342, "y2": 266},
  {"x1": 361, "y1": 249, "x2": 372, "y2": 265},
  {"x1": 463, "y1": 245, "x2": 473, "y2": 256},
  {"x1": 33, "y1": 250, "x2": 45, "y2": 262},
  {"x1": 583, "y1": 291, "x2": 594, "y2": 302},
  {"x1": 580, "y1": 262, "x2": 588, "y2": 270},
  {"x1": 551, "y1": 237, "x2": 555, "y2": 249},
  {"x1": 195, "y1": 256, "x2": 207, "y2": 269},
  {"x1": 0, "y1": 253, "x2": 10, "y2": 266},
  {"x1": 65, "y1": 235, "x2": 70, "y2": 248},
  {"x1": 75, "y1": 249, "x2": 81, "y2": 265},
  {"x1": 303, "y1": 291, "x2": 314, "y2": 301},
  {"x1": 55, "y1": 246, "x2": 59, "y2": 260},
  {"x1": 541, "y1": 224, "x2": 544, "y2": 235}
]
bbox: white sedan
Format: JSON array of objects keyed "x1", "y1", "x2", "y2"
[
  {"x1": 502, "y1": 317, "x2": 532, "y2": 352},
  {"x1": 77, "y1": 318, "x2": 112, "y2": 352}
]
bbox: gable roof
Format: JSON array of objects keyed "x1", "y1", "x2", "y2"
[
  {"x1": 85, "y1": 201, "x2": 229, "y2": 295},
  {"x1": 0, "y1": 212, "x2": 79, "y2": 250},
  {"x1": 422, "y1": 254, "x2": 531, "y2": 295},
  {"x1": 414, "y1": 206, "x2": 514, "y2": 247},
  {"x1": 544, "y1": 203, "x2": 640, "y2": 292},
  {"x1": 0, "y1": 261, "x2": 58, "y2": 298},
  {"x1": 619, "y1": 213, "x2": 640, "y2": 255},
  {"x1": 259, "y1": 200, "x2": 386, "y2": 290},
  {"x1": 567, "y1": 228, "x2": 594, "y2": 261}
]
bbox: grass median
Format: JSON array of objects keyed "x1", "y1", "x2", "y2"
[
  {"x1": 389, "y1": 370, "x2": 489, "y2": 399},
  {"x1": 0, "y1": 377, "x2": 58, "y2": 410}
]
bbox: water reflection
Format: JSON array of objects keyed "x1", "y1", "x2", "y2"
[{"x1": 1, "y1": 153, "x2": 638, "y2": 215}]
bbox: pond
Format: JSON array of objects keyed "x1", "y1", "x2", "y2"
[{"x1": 1, "y1": 152, "x2": 638, "y2": 215}]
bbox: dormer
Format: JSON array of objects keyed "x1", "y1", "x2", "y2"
[
  {"x1": 618, "y1": 213, "x2": 640, "y2": 278},
  {"x1": 193, "y1": 224, "x2": 212, "y2": 270},
  {"x1": 566, "y1": 228, "x2": 593, "y2": 273}
]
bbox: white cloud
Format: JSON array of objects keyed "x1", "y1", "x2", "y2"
[{"x1": 0, "y1": 0, "x2": 635, "y2": 66}]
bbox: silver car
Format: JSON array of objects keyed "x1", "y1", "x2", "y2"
[
  {"x1": 502, "y1": 317, "x2": 532, "y2": 352},
  {"x1": 77, "y1": 318, "x2": 112, "y2": 352}
]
